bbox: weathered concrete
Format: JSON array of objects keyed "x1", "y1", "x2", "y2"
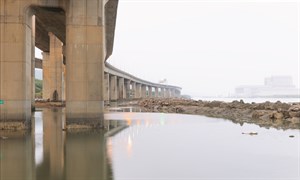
[
  {"x1": 118, "y1": 77, "x2": 126, "y2": 99},
  {"x1": 0, "y1": 0, "x2": 119, "y2": 129},
  {"x1": 0, "y1": 0, "x2": 182, "y2": 129},
  {"x1": 135, "y1": 83, "x2": 141, "y2": 98},
  {"x1": 104, "y1": 73, "x2": 110, "y2": 102},
  {"x1": 0, "y1": 2, "x2": 34, "y2": 129},
  {"x1": 125, "y1": 80, "x2": 131, "y2": 98},
  {"x1": 31, "y1": 16, "x2": 36, "y2": 111},
  {"x1": 141, "y1": 85, "x2": 147, "y2": 98},
  {"x1": 43, "y1": 32, "x2": 63, "y2": 101},
  {"x1": 131, "y1": 82, "x2": 136, "y2": 98},
  {"x1": 148, "y1": 86, "x2": 153, "y2": 97},
  {"x1": 165, "y1": 89, "x2": 170, "y2": 98},
  {"x1": 64, "y1": 0, "x2": 107, "y2": 126},
  {"x1": 155, "y1": 87, "x2": 159, "y2": 97},
  {"x1": 109, "y1": 75, "x2": 117, "y2": 101}
]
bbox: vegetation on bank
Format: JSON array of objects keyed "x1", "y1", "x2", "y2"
[{"x1": 35, "y1": 79, "x2": 43, "y2": 98}]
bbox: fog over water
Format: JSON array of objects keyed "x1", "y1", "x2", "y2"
[
  {"x1": 36, "y1": 0, "x2": 300, "y2": 97},
  {"x1": 108, "y1": 0, "x2": 300, "y2": 97}
]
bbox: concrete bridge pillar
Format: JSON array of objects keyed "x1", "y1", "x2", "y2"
[
  {"x1": 148, "y1": 86, "x2": 153, "y2": 97},
  {"x1": 166, "y1": 89, "x2": 171, "y2": 98},
  {"x1": 104, "y1": 73, "x2": 110, "y2": 102},
  {"x1": 125, "y1": 80, "x2": 131, "y2": 98},
  {"x1": 141, "y1": 85, "x2": 147, "y2": 98},
  {"x1": 161, "y1": 88, "x2": 165, "y2": 98},
  {"x1": 163, "y1": 88, "x2": 169, "y2": 98},
  {"x1": 131, "y1": 82, "x2": 136, "y2": 98},
  {"x1": 62, "y1": 62, "x2": 66, "y2": 101},
  {"x1": 135, "y1": 83, "x2": 141, "y2": 98},
  {"x1": 118, "y1": 77, "x2": 126, "y2": 99},
  {"x1": 43, "y1": 32, "x2": 63, "y2": 101},
  {"x1": 155, "y1": 87, "x2": 159, "y2": 97},
  {"x1": 109, "y1": 75, "x2": 117, "y2": 101},
  {"x1": 158, "y1": 88, "x2": 162, "y2": 97},
  {"x1": 65, "y1": 0, "x2": 105, "y2": 126},
  {"x1": 0, "y1": 4, "x2": 34, "y2": 129}
]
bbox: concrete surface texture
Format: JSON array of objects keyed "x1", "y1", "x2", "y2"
[{"x1": 0, "y1": 0, "x2": 181, "y2": 130}]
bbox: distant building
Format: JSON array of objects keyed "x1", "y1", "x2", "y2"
[
  {"x1": 234, "y1": 76, "x2": 299, "y2": 98},
  {"x1": 264, "y1": 76, "x2": 295, "y2": 88}
]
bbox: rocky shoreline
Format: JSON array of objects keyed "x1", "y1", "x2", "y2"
[
  {"x1": 33, "y1": 98, "x2": 300, "y2": 130},
  {"x1": 137, "y1": 98, "x2": 300, "y2": 130}
]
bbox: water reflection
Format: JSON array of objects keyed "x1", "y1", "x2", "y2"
[
  {"x1": 105, "y1": 112, "x2": 300, "y2": 179},
  {"x1": 1, "y1": 109, "x2": 299, "y2": 180},
  {"x1": 0, "y1": 131, "x2": 33, "y2": 180},
  {"x1": 0, "y1": 108, "x2": 118, "y2": 180}
]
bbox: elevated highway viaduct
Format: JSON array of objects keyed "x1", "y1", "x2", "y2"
[
  {"x1": 0, "y1": 0, "x2": 181, "y2": 130},
  {"x1": 35, "y1": 58, "x2": 181, "y2": 103}
]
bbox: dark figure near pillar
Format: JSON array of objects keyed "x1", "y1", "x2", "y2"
[{"x1": 53, "y1": 90, "x2": 59, "y2": 102}]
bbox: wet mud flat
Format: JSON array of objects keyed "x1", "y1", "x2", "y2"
[{"x1": 135, "y1": 98, "x2": 300, "y2": 130}]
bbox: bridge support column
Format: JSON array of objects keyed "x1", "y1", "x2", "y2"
[
  {"x1": 135, "y1": 83, "x2": 141, "y2": 98},
  {"x1": 141, "y1": 85, "x2": 147, "y2": 98},
  {"x1": 131, "y1": 82, "x2": 136, "y2": 98},
  {"x1": 65, "y1": 0, "x2": 105, "y2": 127},
  {"x1": 155, "y1": 87, "x2": 159, "y2": 97},
  {"x1": 118, "y1": 77, "x2": 126, "y2": 100},
  {"x1": 148, "y1": 86, "x2": 153, "y2": 97},
  {"x1": 43, "y1": 33, "x2": 63, "y2": 101},
  {"x1": 125, "y1": 80, "x2": 131, "y2": 99},
  {"x1": 0, "y1": 5, "x2": 34, "y2": 129},
  {"x1": 158, "y1": 88, "x2": 162, "y2": 97},
  {"x1": 166, "y1": 89, "x2": 171, "y2": 98},
  {"x1": 104, "y1": 73, "x2": 110, "y2": 103},
  {"x1": 162, "y1": 88, "x2": 167, "y2": 98},
  {"x1": 109, "y1": 75, "x2": 117, "y2": 101}
]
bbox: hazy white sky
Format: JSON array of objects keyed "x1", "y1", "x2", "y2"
[{"x1": 107, "y1": 0, "x2": 299, "y2": 97}]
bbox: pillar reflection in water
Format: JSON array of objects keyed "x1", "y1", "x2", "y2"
[
  {"x1": 35, "y1": 108, "x2": 65, "y2": 180},
  {"x1": 0, "y1": 108, "x2": 114, "y2": 180},
  {"x1": 0, "y1": 131, "x2": 34, "y2": 180},
  {"x1": 37, "y1": 108, "x2": 113, "y2": 180}
]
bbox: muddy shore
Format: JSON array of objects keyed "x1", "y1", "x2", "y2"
[{"x1": 135, "y1": 98, "x2": 300, "y2": 130}]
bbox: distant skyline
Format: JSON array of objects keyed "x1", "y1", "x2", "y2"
[{"x1": 36, "y1": 0, "x2": 300, "y2": 97}]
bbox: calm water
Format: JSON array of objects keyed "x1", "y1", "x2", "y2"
[{"x1": 0, "y1": 108, "x2": 299, "y2": 180}]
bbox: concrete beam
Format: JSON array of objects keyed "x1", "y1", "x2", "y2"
[{"x1": 104, "y1": 0, "x2": 119, "y2": 60}]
